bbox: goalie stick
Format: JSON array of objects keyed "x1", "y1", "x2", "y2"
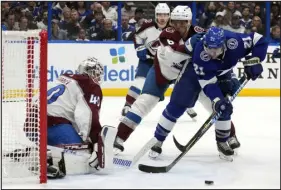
[{"x1": 138, "y1": 74, "x2": 249, "y2": 173}]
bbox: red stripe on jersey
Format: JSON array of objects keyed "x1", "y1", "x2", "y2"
[{"x1": 153, "y1": 57, "x2": 171, "y2": 85}]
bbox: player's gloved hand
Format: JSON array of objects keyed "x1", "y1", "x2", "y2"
[
  {"x1": 212, "y1": 97, "x2": 233, "y2": 118},
  {"x1": 230, "y1": 72, "x2": 240, "y2": 88},
  {"x1": 136, "y1": 45, "x2": 147, "y2": 61},
  {"x1": 273, "y1": 48, "x2": 280, "y2": 58},
  {"x1": 243, "y1": 57, "x2": 263, "y2": 81},
  {"x1": 218, "y1": 73, "x2": 240, "y2": 96},
  {"x1": 185, "y1": 33, "x2": 205, "y2": 54}
]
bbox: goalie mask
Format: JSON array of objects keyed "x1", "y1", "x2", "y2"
[{"x1": 78, "y1": 57, "x2": 104, "y2": 84}]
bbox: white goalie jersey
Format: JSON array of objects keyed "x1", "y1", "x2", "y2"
[{"x1": 25, "y1": 74, "x2": 103, "y2": 143}]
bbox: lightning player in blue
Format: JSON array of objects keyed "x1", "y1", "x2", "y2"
[{"x1": 150, "y1": 26, "x2": 268, "y2": 161}]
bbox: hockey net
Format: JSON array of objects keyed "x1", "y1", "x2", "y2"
[{"x1": 2, "y1": 30, "x2": 47, "y2": 183}]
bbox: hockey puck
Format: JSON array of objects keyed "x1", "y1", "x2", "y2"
[{"x1": 205, "y1": 180, "x2": 214, "y2": 185}]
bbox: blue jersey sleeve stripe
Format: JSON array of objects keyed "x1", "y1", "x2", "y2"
[{"x1": 253, "y1": 32, "x2": 263, "y2": 46}]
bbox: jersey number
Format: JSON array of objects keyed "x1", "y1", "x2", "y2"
[
  {"x1": 242, "y1": 37, "x2": 252, "y2": 49},
  {"x1": 47, "y1": 84, "x2": 66, "y2": 104},
  {"x1": 193, "y1": 63, "x2": 205, "y2": 76},
  {"x1": 89, "y1": 95, "x2": 100, "y2": 106},
  {"x1": 167, "y1": 39, "x2": 174, "y2": 45}
]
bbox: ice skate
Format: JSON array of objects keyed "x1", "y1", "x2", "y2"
[
  {"x1": 113, "y1": 136, "x2": 124, "y2": 155},
  {"x1": 217, "y1": 141, "x2": 234, "y2": 162},
  {"x1": 186, "y1": 108, "x2": 197, "y2": 121},
  {"x1": 228, "y1": 135, "x2": 240, "y2": 156},
  {"x1": 149, "y1": 141, "x2": 163, "y2": 159}
]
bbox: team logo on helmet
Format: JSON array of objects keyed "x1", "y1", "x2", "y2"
[
  {"x1": 227, "y1": 38, "x2": 238, "y2": 50},
  {"x1": 194, "y1": 26, "x2": 205, "y2": 33},
  {"x1": 165, "y1": 27, "x2": 175, "y2": 33},
  {"x1": 147, "y1": 39, "x2": 160, "y2": 53},
  {"x1": 200, "y1": 51, "x2": 211, "y2": 62}
]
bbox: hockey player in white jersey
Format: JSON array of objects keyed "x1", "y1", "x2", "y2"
[
  {"x1": 24, "y1": 57, "x2": 117, "y2": 178},
  {"x1": 121, "y1": 3, "x2": 197, "y2": 120},
  {"x1": 121, "y1": 3, "x2": 170, "y2": 116},
  {"x1": 114, "y1": 5, "x2": 204, "y2": 154}
]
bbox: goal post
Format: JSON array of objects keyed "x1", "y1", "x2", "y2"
[{"x1": 1, "y1": 30, "x2": 48, "y2": 183}]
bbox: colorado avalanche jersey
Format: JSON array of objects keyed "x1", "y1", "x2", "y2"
[
  {"x1": 154, "y1": 25, "x2": 205, "y2": 84},
  {"x1": 134, "y1": 19, "x2": 168, "y2": 58},
  {"x1": 47, "y1": 74, "x2": 102, "y2": 143},
  {"x1": 192, "y1": 30, "x2": 268, "y2": 101}
]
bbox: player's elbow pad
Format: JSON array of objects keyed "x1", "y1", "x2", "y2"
[{"x1": 251, "y1": 34, "x2": 269, "y2": 62}]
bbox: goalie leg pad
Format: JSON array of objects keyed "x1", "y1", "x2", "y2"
[
  {"x1": 95, "y1": 125, "x2": 117, "y2": 173},
  {"x1": 48, "y1": 145, "x2": 97, "y2": 175}
]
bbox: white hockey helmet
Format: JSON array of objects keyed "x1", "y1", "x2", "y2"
[
  {"x1": 155, "y1": 3, "x2": 170, "y2": 22},
  {"x1": 171, "y1": 5, "x2": 192, "y2": 21},
  {"x1": 78, "y1": 57, "x2": 104, "y2": 84}
]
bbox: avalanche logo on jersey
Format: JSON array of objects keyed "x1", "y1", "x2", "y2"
[
  {"x1": 200, "y1": 51, "x2": 211, "y2": 62},
  {"x1": 147, "y1": 39, "x2": 160, "y2": 55},
  {"x1": 227, "y1": 38, "x2": 238, "y2": 50}
]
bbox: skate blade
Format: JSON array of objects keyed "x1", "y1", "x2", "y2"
[
  {"x1": 233, "y1": 149, "x2": 239, "y2": 156},
  {"x1": 191, "y1": 116, "x2": 197, "y2": 122},
  {"x1": 219, "y1": 152, "x2": 234, "y2": 162},
  {"x1": 113, "y1": 148, "x2": 122, "y2": 155},
  {"x1": 186, "y1": 112, "x2": 197, "y2": 122}
]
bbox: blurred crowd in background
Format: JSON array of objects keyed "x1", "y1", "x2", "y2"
[{"x1": 1, "y1": 1, "x2": 280, "y2": 43}]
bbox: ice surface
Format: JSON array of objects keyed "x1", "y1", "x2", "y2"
[{"x1": 2, "y1": 97, "x2": 280, "y2": 189}]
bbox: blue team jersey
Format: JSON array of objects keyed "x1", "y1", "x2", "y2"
[{"x1": 192, "y1": 30, "x2": 268, "y2": 101}]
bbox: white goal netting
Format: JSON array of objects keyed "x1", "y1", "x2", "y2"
[{"x1": 2, "y1": 30, "x2": 47, "y2": 183}]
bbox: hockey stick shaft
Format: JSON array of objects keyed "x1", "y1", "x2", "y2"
[
  {"x1": 170, "y1": 75, "x2": 249, "y2": 167},
  {"x1": 174, "y1": 74, "x2": 250, "y2": 152},
  {"x1": 139, "y1": 74, "x2": 249, "y2": 173},
  {"x1": 169, "y1": 75, "x2": 249, "y2": 165}
]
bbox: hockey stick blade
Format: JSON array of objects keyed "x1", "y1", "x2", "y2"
[
  {"x1": 138, "y1": 164, "x2": 168, "y2": 173},
  {"x1": 138, "y1": 75, "x2": 249, "y2": 173},
  {"x1": 173, "y1": 136, "x2": 185, "y2": 152}
]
